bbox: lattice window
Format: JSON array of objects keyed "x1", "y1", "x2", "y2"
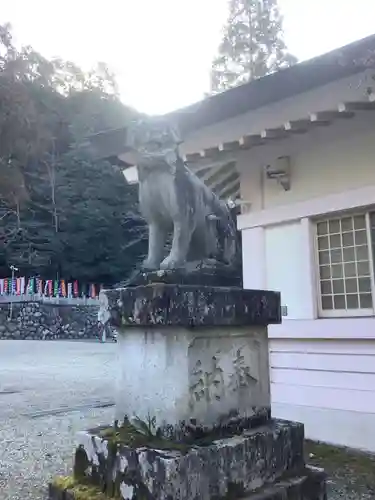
[{"x1": 316, "y1": 212, "x2": 375, "y2": 317}]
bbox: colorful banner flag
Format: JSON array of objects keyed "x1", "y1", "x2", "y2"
[
  {"x1": 20, "y1": 277, "x2": 25, "y2": 295},
  {"x1": 0, "y1": 276, "x2": 101, "y2": 299},
  {"x1": 27, "y1": 277, "x2": 34, "y2": 294}
]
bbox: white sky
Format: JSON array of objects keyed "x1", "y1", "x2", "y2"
[{"x1": 2, "y1": 1, "x2": 375, "y2": 115}]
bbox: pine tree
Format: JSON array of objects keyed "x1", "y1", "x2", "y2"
[{"x1": 211, "y1": 0, "x2": 297, "y2": 93}]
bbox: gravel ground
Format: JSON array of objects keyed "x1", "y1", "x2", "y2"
[
  {"x1": 0, "y1": 407, "x2": 114, "y2": 500},
  {"x1": 305, "y1": 441, "x2": 375, "y2": 500},
  {"x1": 0, "y1": 340, "x2": 117, "y2": 500},
  {"x1": 0, "y1": 340, "x2": 374, "y2": 500}
]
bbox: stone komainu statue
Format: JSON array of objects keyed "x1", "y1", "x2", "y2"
[{"x1": 126, "y1": 118, "x2": 238, "y2": 271}]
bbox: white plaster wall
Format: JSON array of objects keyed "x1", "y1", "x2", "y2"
[
  {"x1": 241, "y1": 227, "x2": 266, "y2": 290},
  {"x1": 243, "y1": 212, "x2": 375, "y2": 451},
  {"x1": 234, "y1": 94, "x2": 375, "y2": 451},
  {"x1": 262, "y1": 123, "x2": 375, "y2": 209},
  {"x1": 270, "y1": 337, "x2": 375, "y2": 453},
  {"x1": 265, "y1": 222, "x2": 313, "y2": 320},
  {"x1": 243, "y1": 219, "x2": 317, "y2": 321},
  {"x1": 237, "y1": 113, "x2": 375, "y2": 213}
]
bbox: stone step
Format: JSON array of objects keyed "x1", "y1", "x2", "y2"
[
  {"x1": 48, "y1": 467, "x2": 327, "y2": 500},
  {"x1": 70, "y1": 419, "x2": 306, "y2": 500}
]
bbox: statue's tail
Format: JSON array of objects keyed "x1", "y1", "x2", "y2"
[
  {"x1": 224, "y1": 229, "x2": 238, "y2": 265},
  {"x1": 215, "y1": 200, "x2": 240, "y2": 266}
]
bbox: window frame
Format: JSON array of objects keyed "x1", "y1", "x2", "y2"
[{"x1": 314, "y1": 210, "x2": 375, "y2": 318}]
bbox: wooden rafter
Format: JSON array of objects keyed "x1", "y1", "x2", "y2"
[
  {"x1": 199, "y1": 163, "x2": 226, "y2": 183},
  {"x1": 184, "y1": 154, "x2": 237, "y2": 172},
  {"x1": 200, "y1": 146, "x2": 221, "y2": 158},
  {"x1": 219, "y1": 180, "x2": 241, "y2": 200},
  {"x1": 120, "y1": 97, "x2": 375, "y2": 201},
  {"x1": 184, "y1": 152, "x2": 202, "y2": 162},
  {"x1": 239, "y1": 134, "x2": 263, "y2": 148},
  {"x1": 212, "y1": 171, "x2": 239, "y2": 195},
  {"x1": 203, "y1": 161, "x2": 236, "y2": 187},
  {"x1": 338, "y1": 101, "x2": 375, "y2": 112},
  {"x1": 187, "y1": 98, "x2": 375, "y2": 162},
  {"x1": 261, "y1": 128, "x2": 288, "y2": 140},
  {"x1": 219, "y1": 140, "x2": 240, "y2": 152},
  {"x1": 284, "y1": 119, "x2": 312, "y2": 133},
  {"x1": 310, "y1": 109, "x2": 354, "y2": 122}
]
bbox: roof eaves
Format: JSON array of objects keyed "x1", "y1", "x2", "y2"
[{"x1": 170, "y1": 32, "x2": 375, "y2": 134}]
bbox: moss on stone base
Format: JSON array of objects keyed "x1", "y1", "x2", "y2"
[
  {"x1": 52, "y1": 476, "x2": 109, "y2": 500},
  {"x1": 52, "y1": 476, "x2": 76, "y2": 490},
  {"x1": 98, "y1": 421, "x2": 190, "y2": 453}
]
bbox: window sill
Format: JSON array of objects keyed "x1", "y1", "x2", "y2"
[
  {"x1": 269, "y1": 316, "x2": 375, "y2": 340},
  {"x1": 319, "y1": 308, "x2": 374, "y2": 318}
]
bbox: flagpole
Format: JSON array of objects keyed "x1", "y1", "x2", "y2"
[{"x1": 8, "y1": 265, "x2": 19, "y2": 320}]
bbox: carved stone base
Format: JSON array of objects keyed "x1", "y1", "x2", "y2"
[
  {"x1": 48, "y1": 419, "x2": 327, "y2": 500},
  {"x1": 115, "y1": 324, "x2": 271, "y2": 440}
]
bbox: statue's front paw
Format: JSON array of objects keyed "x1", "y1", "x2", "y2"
[
  {"x1": 160, "y1": 255, "x2": 183, "y2": 270},
  {"x1": 142, "y1": 257, "x2": 160, "y2": 271}
]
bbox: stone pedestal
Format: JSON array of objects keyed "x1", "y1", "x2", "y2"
[
  {"x1": 49, "y1": 283, "x2": 327, "y2": 500},
  {"x1": 106, "y1": 284, "x2": 278, "y2": 438}
]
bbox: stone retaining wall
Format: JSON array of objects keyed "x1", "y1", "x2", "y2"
[{"x1": 0, "y1": 301, "x2": 116, "y2": 340}]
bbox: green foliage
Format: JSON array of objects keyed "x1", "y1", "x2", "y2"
[
  {"x1": 52, "y1": 476, "x2": 108, "y2": 500},
  {"x1": 98, "y1": 417, "x2": 190, "y2": 453},
  {"x1": 211, "y1": 0, "x2": 298, "y2": 93},
  {"x1": 0, "y1": 23, "x2": 147, "y2": 283}
]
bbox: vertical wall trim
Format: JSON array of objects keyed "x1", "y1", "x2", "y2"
[
  {"x1": 300, "y1": 217, "x2": 318, "y2": 319},
  {"x1": 242, "y1": 227, "x2": 266, "y2": 289}
]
